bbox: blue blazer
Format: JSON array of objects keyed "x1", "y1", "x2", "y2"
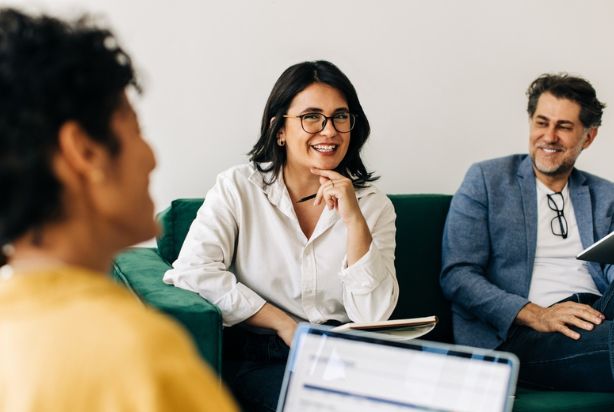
[{"x1": 441, "y1": 154, "x2": 614, "y2": 349}]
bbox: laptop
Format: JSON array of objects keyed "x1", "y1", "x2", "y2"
[
  {"x1": 577, "y1": 231, "x2": 614, "y2": 264},
  {"x1": 277, "y1": 324, "x2": 519, "y2": 412}
]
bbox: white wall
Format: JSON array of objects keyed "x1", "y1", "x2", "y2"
[{"x1": 5, "y1": 0, "x2": 614, "y2": 212}]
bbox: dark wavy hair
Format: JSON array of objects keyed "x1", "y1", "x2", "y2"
[
  {"x1": 0, "y1": 8, "x2": 139, "y2": 265},
  {"x1": 527, "y1": 73, "x2": 606, "y2": 128},
  {"x1": 248, "y1": 60, "x2": 377, "y2": 187}
]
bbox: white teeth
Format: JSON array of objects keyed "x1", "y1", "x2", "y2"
[{"x1": 312, "y1": 144, "x2": 336, "y2": 152}]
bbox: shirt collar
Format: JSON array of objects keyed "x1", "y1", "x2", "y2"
[{"x1": 247, "y1": 163, "x2": 293, "y2": 216}]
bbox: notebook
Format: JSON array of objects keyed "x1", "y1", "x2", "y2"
[
  {"x1": 576, "y1": 231, "x2": 614, "y2": 264},
  {"x1": 277, "y1": 324, "x2": 519, "y2": 412}
]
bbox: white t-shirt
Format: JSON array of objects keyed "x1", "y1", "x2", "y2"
[
  {"x1": 163, "y1": 163, "x2": 399, "y2": 326},
  {"x1": 528, "y1": 179, "x2": 600, "y2": 307}
]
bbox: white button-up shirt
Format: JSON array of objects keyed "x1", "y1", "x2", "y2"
[{"x1": 163, "y1": 164, "x2": 399, "y2": 326}]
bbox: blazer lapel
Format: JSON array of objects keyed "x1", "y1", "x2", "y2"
[
  {"x1": 517, "y1": 157, "x2": 537, "y2": 295},
  {"x1": 568, "y1": 170, "x2": 606, "y2": 290},
  {"x1": 569, "y1": 170, "x2": 594, "y2": 248}
]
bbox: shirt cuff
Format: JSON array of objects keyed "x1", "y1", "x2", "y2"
[
  {"x1": 338, "y1": 243, "x2": 387, "y2": 294},
  {"x1": 213, "y1": 283, "x2": 266, "y2": 327}
]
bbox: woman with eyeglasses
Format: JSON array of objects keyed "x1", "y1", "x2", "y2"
[{"x1": 164, "y1": 60, "x2": 399, "y2": 411}]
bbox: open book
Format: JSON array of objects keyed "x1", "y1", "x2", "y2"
[{"x1": 332, "y1": 316, "x2": 438, "y2": 341}]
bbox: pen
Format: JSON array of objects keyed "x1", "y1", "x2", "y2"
[{"x1": 297, "y1": 193, "x2": 317, "y2": 203}]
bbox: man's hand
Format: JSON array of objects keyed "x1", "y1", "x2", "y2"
[{"x1": 516, "y1": 302, "x2": 605, "y2": 340}]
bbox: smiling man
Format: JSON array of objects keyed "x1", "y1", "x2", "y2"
[{"x1": 441, "y1": 74, "x2": 614, "y2": 390}]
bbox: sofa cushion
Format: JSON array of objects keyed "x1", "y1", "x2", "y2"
[
  {"x1": 388, "y1": 194, "x2": 453, "y2": 343},
  {"x1": 513, "y1": 387, "x2": 614, "y2": 411},
  {"x1": 112, "y1": 247, "x2": 223, "y2": 373},
  {"x1": 156, "y1": 198, "x2": 204, "y2": 264}
]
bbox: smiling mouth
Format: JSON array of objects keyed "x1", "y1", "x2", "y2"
[
  {"x1": 311, "y1": 144, "x2": 337, "y2": 153},
  {"x1": 540, "y1": 146, "x2": 563, "y2": 154}
]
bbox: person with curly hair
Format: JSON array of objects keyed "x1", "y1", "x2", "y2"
[{"x1": 0, "y1": 8, "x2": 236, "y2": 411}]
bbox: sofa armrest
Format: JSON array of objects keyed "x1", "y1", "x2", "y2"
[{"x1": 112, "y1": 247, "x2": 223, "y2": 374}]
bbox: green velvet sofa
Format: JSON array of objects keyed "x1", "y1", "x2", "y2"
[{"x1": 112, "y1": 195, "x2": 614, "y2": 411}]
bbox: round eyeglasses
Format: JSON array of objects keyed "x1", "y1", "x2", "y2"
[{"x1": 283, "y1": 112, "x2": 356, "y2": 134}]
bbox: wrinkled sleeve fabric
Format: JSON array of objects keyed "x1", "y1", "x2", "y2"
[
  {"x1": 163, "y1": 174, "x2": 266, "y2": 326},
  {"x1": 440, "y1": 163, "x2": 528, "y2": 340},
  {"x1": 339, "y1": 193, "x2": 399, "y2": 323}
]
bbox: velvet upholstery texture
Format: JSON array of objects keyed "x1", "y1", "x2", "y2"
[{"x1": 112, "y1": 195, "x2": 614, "y2": 410}]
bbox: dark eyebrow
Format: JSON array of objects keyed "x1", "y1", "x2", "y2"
[
  {"x1": 299, "y1": 107, "x2": 350, "y2": 114},
  {"x1": 535, "y1": 115, "x2": 575, "y2": 126},
  {"x1": 300, "y1": 107, "x2": 324, "y2": 114}
]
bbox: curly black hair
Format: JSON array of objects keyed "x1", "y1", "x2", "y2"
[
  {"x1": 527, "y1": 73, "x2": 606, "y2": 128},
  {"x1": 248, "y1": 60, "x2": 377, "y2": 187},
  {"x1": 0, "y1": 8, "x2": 139, "y2": 264}
]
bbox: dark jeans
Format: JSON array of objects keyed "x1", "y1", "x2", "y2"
[
  {"x1": 222, "y1": 326, "x2": 289, "y2": 412},
  {"x1": 498, "y1": 283, "x2": 614, "y2": 392}
]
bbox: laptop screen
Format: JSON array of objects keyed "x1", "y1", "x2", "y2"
[{"x1": 277, "y1": 324, "x2": 518, "y2": 412}]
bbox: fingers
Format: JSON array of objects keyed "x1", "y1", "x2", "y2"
[
  {"x1": 312, "y1": 168, "x2": 343, "y2": 207},
  {"x1": 313, "y1": 177, "x2": 347, "y2": 209},
  {"x1": 562, "y1": 313, "x2": 595, "y2": 331},
  {"x1": 316, "y1": 180, "x2": 338, "y2": 210},
  {"x1": 310, "y1": 167, "x2": 343, "y2": 180},
  {"x1": 555, "y1": 324, "x2": 581, "y2": 340},
  {"x1": 556, "y1": 302, "x2": 604, "y2": 325},
  {"x1": 543, "y1": 302, "x2": 605, "y2": 340}
]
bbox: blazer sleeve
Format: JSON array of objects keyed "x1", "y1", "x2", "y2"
[{"x1": 440, "y1": 163, "x2": 528, "y2": 340}]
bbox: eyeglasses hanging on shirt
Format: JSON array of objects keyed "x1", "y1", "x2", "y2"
[{"x1": 546, "y1": 192, "x2": 568, "y2": 239}]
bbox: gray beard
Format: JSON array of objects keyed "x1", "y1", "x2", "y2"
[{"x1": 531, "y1": 155, "x2": 575, "y2": 178}]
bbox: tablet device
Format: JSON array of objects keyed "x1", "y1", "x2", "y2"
[{"x1": 577, "y1": 231, "x2": 614, "y2": 264}]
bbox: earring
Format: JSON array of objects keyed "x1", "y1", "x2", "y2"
[
  {"x1": 1, "y1": 243, "x2": 14, "y2": 257},
  {"x1": 277, "y1": 138, "x2": 286, "y2": 147}
]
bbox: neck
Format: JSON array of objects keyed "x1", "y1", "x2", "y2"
[
  {"x1": 534, "y1": 170, "x2": 570, "y2": 193},
  {"x1": 283, "y1": 163, "x2": 321, "y2": 201},
  {"x1": 7, "y1": 219, "x2": 115, "y2": 275}
]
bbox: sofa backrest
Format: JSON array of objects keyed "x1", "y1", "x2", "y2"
[
  {"x1": 157, "y1": 198, "x2": 204, "y2": 264},
  {"x1": 157, "y1": 194, "x2": 453, "y2": 343},
  {"x1": 388, "y1": 194, "x2": 453, "y2": 343}
]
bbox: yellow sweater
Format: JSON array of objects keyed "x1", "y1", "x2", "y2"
[{"x1": 0, "y1": 266, "x2": 237, "y2": 412}]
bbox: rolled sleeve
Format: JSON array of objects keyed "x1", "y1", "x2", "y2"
[
  {"x1": 338, "y1": 195, "x2": 399, "y2": 323},
  {"x1": 164, "y1": 171, "x2": 268, "y2": 327},
  {"x1": 339, "y1": 243, "x2": 387, "y2": 293},
  {"x1": 213, "y1": 283, "x2": 266, "y2": 326}
]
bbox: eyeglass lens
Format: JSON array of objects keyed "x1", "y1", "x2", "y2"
[
  {"x1": 301, "y1": 113, "x2": 355, "y2": 133},
  {"x1": 547, "y1": 192, "x2": 568, "y2": 239}
]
